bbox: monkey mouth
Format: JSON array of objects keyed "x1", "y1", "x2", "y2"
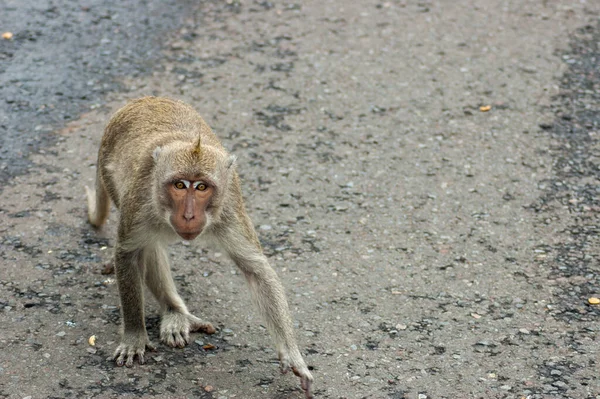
[{"x1": 177, "y1": 231, "x2": 201, "y2": 241}]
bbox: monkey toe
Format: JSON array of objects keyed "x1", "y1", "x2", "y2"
[
  {"x1": 114, "y1": 337, "x2": 153, "y2": 368},
  {"x1": 174, "y1": 332, "x2": 187, "y2": 348},
  {"x1": 278, "y1": 350, "x2": 313, "y2": 398},
  {"x1": 161, "y1": 312, "x2": 207, "y2": 347},
  {"x1": 188, "y1": 316, "x2": 216, "y2": 334}
]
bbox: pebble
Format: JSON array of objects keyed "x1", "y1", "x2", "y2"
[
  {"x1": 519, "y1": 328, "x2": 530, "y2": 334},
  {"x1": 550, "y1": 369, "x2": 562, "y2": 376},
  {"x1": 56, "y1": 331, "x2": 66, "y2": 337},
  {"x1": 500, "y1": 385, "x2": 511, "y2": 391},
  {"x1": 350, "y1": 375, "x2": 360, "y2": 381},
  {"x1": 552, "y1": 381, "x2": 567, "y2": 388},
  {"x1": 418, "y1": 394, "x2": 428, "y2": 399}
]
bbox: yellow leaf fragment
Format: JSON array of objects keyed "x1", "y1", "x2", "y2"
[
  {"x1": 588, "y1": 297, "x2": 600, "y2": 305},
  {"x1": 2, "y1": 32, "x2": 13, "y2": 40},
  {"x1": 88, "y1": 335, "x2": 96, "y2": 346},
  {"x1": 202, "y1": 343, "x2": 215, "y2": 350},
  {"x1": 479, "y1": 105, "x2": 491, "y2": 112}
]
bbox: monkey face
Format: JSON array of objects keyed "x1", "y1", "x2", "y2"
[{"x1": 166, "y1": 178, "x2": 214, "y2": 240}]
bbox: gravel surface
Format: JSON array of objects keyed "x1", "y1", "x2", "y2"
[{"x1": 0, "y1": 1, "x2": 599, "y2": 398}]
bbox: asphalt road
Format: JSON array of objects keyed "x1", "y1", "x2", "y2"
[{"x1": 1, "y1": 1, "x2": 599, "y2": 398}]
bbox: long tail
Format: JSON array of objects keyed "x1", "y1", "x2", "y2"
[{"x1": 85, "y1": 168, "x2": 110, "y2": 227}]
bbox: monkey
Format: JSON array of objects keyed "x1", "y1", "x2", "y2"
[{"x1": 85, "y1": 97, "x2": 313, "y2": 398}]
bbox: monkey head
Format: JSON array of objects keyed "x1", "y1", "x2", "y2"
[{"x1": 152, "y1": 138, "x2": 235, "y2": 241}]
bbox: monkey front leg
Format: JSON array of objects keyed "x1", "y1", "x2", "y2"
[
  {"x1": 113, "y1": 247, "x2": 156, "y2": 367},
  {"x1": 143, "y1": 246, "x2": 216, "y2": 347},
  {"x1": 228, "y1": 249, "x2": 314, "y2": 398}
]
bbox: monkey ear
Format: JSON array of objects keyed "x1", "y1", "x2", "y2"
[
  {"x1": 226, "y1": 155, "x2": 236, "y2": 170},
  {"x1": 152, "y1": 146, "x2": 162, "y2": 161}
]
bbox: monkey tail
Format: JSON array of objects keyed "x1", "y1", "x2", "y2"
[{"x1": 85, "y1": 169, "x2": 111, "y2": 228}]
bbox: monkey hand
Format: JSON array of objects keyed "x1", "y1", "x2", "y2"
[
  {"x1": 160, "y1": 312, "x2": 216, "y2": 348},
  {"x1": 279, "y1": 347, "x2": 314, "y2": 398},
  {"x1": 114, "y1": 332, "x2": 156, "y2": 367}
]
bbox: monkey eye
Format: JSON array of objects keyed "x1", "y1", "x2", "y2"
[
  {"x1": 173, "y1": 181, "x2": 186, "y2": 190},
  {"x1": 195, "y1": 182, "x2": 207, "y2": 191}
]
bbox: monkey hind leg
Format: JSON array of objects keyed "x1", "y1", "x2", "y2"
[{"x1": 85, "y1": 172, "x2": 110, "y2": 227}]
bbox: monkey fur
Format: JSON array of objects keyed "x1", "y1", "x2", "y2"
[{"x1": 85, "y1": 97, "x2": 313, "y2": 397}]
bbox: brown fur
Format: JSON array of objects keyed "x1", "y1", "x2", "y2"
[{"x1": 85, "y1": 97, "x2": 313, "y2": 397}]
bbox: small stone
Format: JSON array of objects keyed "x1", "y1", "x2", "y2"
[
  {"x1": 350, "y1": 375, "x2": 360, "y2": 381},
  {"x1": 204, "y1": 385, "x2": 214, "y2": 392},
  {"x1": 519, "y1": 328, "x2": 530, "y2": 335},
  {"x1": 500, "y1": 385, "x2": 511, "y2": 391},
  {"x1": 350, "y1": 344, "x2": 358, "y2": 351},
  {"x1": 86, "y1": 348, "x2": 97, "y2": 354},
  {"x1": 396, "y1": 323, "x2": 407, "y2": 330},
  {"x1": 418, "y1": 394, "x2": 428, "y2": 399},
  {"x1": 56, "y1": 331, "x2": 66, "y2": 337},
  {"x1": 550, "y1": 369, "x2": 562, "y2": 376},
  {"x1": 552, "y1": 381, "x2": 567, "y2": 388}
]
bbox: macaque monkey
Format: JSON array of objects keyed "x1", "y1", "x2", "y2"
[{"x1": 85, "y1": 97, "x2": 313, "y2": 397}]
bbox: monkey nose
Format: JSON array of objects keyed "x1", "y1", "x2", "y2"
[{"x1": 183, "y1": 213, "x2": 195, "y2": 221}]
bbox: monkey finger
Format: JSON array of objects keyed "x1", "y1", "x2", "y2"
[
  {"x1": 115, "y1": 352, "x2": 126, "y2": 367},
  {"x1": 114, "y1": 345, "x2": 129, "y2": 366},
  {"x1": 137, "y1": 350, "x2": 145, "y2": 365},
  {"x1": 300, "y1": 375, "x2": 312, "y2": 392},
  {"x1": 146, "y1": 341, "x2": 157, "y2": 351},
  {"x1": 125, "y1": 349, "x2": 136, "y2": 368},
  {"x1": 175, "y1": 332, "x2": 187, "y2": 348}
]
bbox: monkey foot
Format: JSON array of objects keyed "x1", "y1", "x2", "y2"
[
  {"x1": 160, "y1": 312, "x2": 215, "y2": 348},
  {"x1": 114, "y1": 333, "x2": 156, "y2": 367},
  {"x1": 279, "y1": 348, "x2": 314, "y2": 399}
]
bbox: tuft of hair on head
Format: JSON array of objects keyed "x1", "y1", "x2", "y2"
[{"x1": 192, "y1": 136, "x2": 202, "y2": 157}]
